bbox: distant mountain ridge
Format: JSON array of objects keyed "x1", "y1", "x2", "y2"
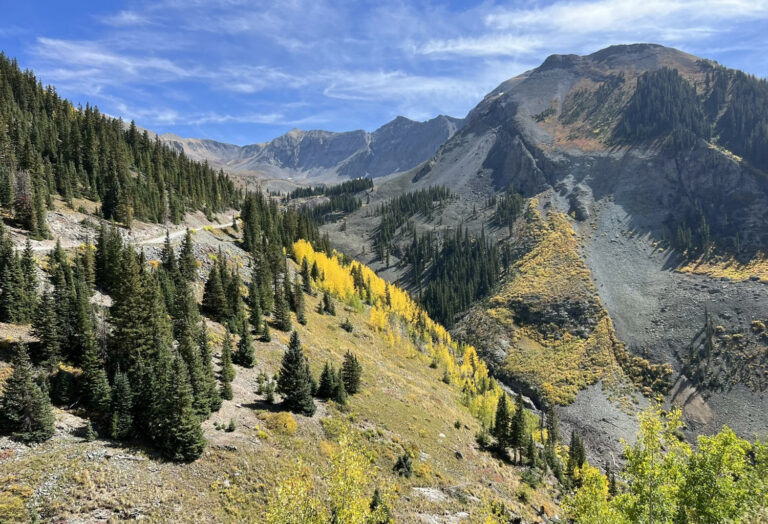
[{"x1": 161, "y1": 114, "x2": 463, "y2": 180}]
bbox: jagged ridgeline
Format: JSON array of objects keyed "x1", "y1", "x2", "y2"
[{"x1": 0, "y1": 53, "x2": 240, "y2": 229}]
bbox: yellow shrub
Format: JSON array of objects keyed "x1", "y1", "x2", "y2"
[{"x1": 260, "y1": 412, "x2": 297, "y2": 436}]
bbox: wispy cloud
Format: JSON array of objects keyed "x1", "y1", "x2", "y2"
[{"x1": 11, "y1": 0, "x2": 768, "y2": 143}]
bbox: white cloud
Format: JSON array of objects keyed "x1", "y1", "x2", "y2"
[
  {"x1": 100, "y1": 10, "x2": 151, "y2": 27},
  {"x1": 418, "y1": 35, "x2": 544, "y2": 57}
]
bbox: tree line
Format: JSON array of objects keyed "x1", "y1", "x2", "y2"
[{"x1": 0, "y1": 53, "x2": 240, "y2": 230}]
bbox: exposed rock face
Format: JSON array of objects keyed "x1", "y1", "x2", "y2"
[
  {"x1": 333, "y1": 43, "x2": 768, "y2": 456},
  {"x1": 161, "y1": 114, "x2": 463, "y2": 180}
]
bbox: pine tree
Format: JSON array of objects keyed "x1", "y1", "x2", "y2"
[
  {"x1": 249, "y1": 291, "x2": 262, "y2": 331},
  {"x1": 545, "y1": 404, "x2": 560, "y2": 445},
  {"x1": 332, "y1": 374, "x2": 348, "y2": 405},
  {"x1": 300, "y1": 258, "x2": 312, "y2": 294},
  {"x1": 31, "y1": 290, "x2": 61, "y2": 364},
  {"x1": 526, "y1": 435, "x2": 537, "y2": 468},
  {"x1": 276, "y1": 331, "x2": 316, "y2": 416},
  {"x1": 261, "y1": 320, "x2": 271, "y2": 342},
  {"x1": 20, "y1": 239, "x2": 37, "y2": 319},
  {"x1": 322, "y1": 290, "x2": 335, "y2": 315},
  {"x1": 202, "y1": 262, "x2": 228, "y2": 321},
  {"x1": 161, "y1": 354, "x2": 206, "y2": 462},
  {"x1": 294, "y1": 278, "x2": 306, "y2": 325},
  {"x1": 198, "y1": 325, "x2": 221, "y2": 412},
  {"x1": 178, "y1": 228, "x2": 197, "y2": 281},
  {"x1": 84, "y1": 420, "x2": 97, "y2": 442},
  {"x1": 219, "y1": 329, "x2": 235, "y2": 401},
  {"x1": 160, "y1": 231, "x2": 177, "y2": 276},
  {"x1": 341, "y1": 351, "x2": 362, "y2": 394},
  {"x1": 317, "y1": 361, "x2": 338, "y2": 399},
  {"x1": 110, "y1": 369, "x2": 133, "y2": 440},
  {"x1": 81, "y1": 338, "x2": 111, "y2": 416},
  {"x1": 273, "y1": 284, "x2": 292, "y2": 331},
  {"x1": 567, "y1": 431, "x2": 586, "y2": 477},
  {"x1": 492, "y1": 393, "x2": 512, "y2": 449},
  {"x1": 235, "y1": 320, "x2": 255, "y2": 368},
  {"x1": 178, "y1": 331, "x2": 210, "y2": 419},
  {"x1": 0, "y1": 344, "x2": 55, "y2": 443},
  {"x1": 510, "y1": 392, "x2": 526, "y2": 464}
]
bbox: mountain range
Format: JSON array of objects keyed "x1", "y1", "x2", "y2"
[{"x1": 161, "y1": 114, "x2": 463, "y2": 181}]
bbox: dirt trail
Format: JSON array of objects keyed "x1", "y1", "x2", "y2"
[{"x1": 27, "y1": 218, "x2": 232, "y2": 253}]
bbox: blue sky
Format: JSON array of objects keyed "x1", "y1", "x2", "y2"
[{"x1": 2, "y1": 1, "x2": 767, "y2": 145}]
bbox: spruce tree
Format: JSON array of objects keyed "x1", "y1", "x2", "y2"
[
  {"x1": 219, "y1": 329, "x2": 235, "y2": 401},
  {"x1": 317, "y1": 361, "x2": 338, "y2": 399},
  {"x1": 198, "y1": 325, "x2": 222, "y2": 412},
  {"x1": 110, "y1": 369, "x2": 134, "y2": 440},
  {"x1": 545, "y1": 404, "x2": 560, "y2": 445},
  {"x1": 294, "y1": 278, "x2": 306, "y2": 325},
  {"x1": 276, "y1": 331, "x2": 316, "y2": 416},
  {"x1": 322, "y1": 290, "x2": 335, "y2": 315},
  {"x1": 81, "y1": 338, "x2": 112, "y2": 416},
  {"x1": 567, "y1": 431, "x2": 586, "y2": 476},
  {"x1": 160, "y1": 354, "x2": 206, "y2": 462},
  {"x1": 160, "y1": 230, "x2": 177, "y2": 275},
  {"x1": 332, "y1": 374, "x2": 348, "y2": 405},
  {"x1": 235, "y1": 320, "x2": 255, "y2": 368},
  {"x1": 341, "y1": 351, "x2": 362, "y2": 394},
  {"x1": 178, "y1": 228, "x2": 197, "y2": 281},
  {"x1": 178, "y1": 331, "x2": 210, "y2": 419},
  {"x1": 31, "y1": 290, "x2": 61, "y2": 364},
  {"x1": 84, "y1": 420, "x2": 97, "y2": 442},
  {"x1": 300, "y1": 258, "x2": 312, "y2": 294},
  {"x1": 0, "y1": 344, "x2": 55, "y2": 443},
  {"x1": 492, "y1": 393, "x2": 511, "y2": 449},
  {"x1": 261, "y1": 320, "x2": 271, "y2": 342},
  {"x1": 273, "y1": 285, "x2": 292, "y2": 331},
  {"x1": 202, "y1": 264, "x2": 227, "y2": 320}
]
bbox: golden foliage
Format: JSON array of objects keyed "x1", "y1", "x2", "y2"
[
  {"x1": 678, "y1": 253, "x2": 768, "y2": 283},
  {"x1": 260, "y1": 412, "x2": 297, "y2": 436},
  {"x1": 293, "y1": 239, "x2": 502, "y2": 426}
]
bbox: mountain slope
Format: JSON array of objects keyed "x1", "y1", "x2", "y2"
[
  {"x1": 318, "y1": 43, "x2": 768, "y2": 460},
  {"x1": 161, "y1": 114, "x2": 463, "y2": 181}
]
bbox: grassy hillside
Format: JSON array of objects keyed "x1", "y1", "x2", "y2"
[{"x1": 0, "y1": 214, "x2": 562, "y2": 523}]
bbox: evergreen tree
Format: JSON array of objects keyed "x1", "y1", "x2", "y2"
[
  {"x1": 300, "y1": 257, "x2": 312, "y2": 294},
  {"x1": 110, "y1": 369, "x2": 133, "y2": 440},
  {"x1": 545, "y1": 404, "x2": 560, "y2": 445},
  {"x1": 317, "y1": 361, "x2": 338, "y2": 399},
  {"x1": 273, "y1": 284, "x2": 292, "y2": 331},
  {"x1": 249, "y1": 291, "x2": 262, "y2": 331},
  {"x1": 332, "y1": 374, "x2": 348, "y2": 405},
  {"x1": 341, "y1": 351, "x2": 362, "y2": 394},
  {"x1": 198, "y1": 325, "x2": 221, "y2": 412},
  {"x1": 294, "y1": 278, "x2": 306, "y2": 325},
  {"x1": 526, "y1": 435, "x2": 538, "y2": 468},
  {"x1": 219, "y1": 329, "x2": 235, "y2": 401},
  {"x1": 510, "y1": 393, "x2": 526, "y2": 464},
  {"x1": 31, "y1": 290, "x2": 61, "y2": 364},
  {"x1": 276, "y1": 331, "x2": 316, "y2": 416},
  {"x1": 234, "y1": 320, "x2": 255, "y2": 368},
  {"x1": 0, "y1": 344, "x2": 55, "y2": 443},
  {"x1": 81, "y1": 338, "x2": 111, "y2": 416},
  {"x1": 160, "y1": 354, "x2": 206, "y2": 462},
  {"x1": 567, "y1": 431, "x2": 587, "y2": 477},
  {"x1": 177, "y1": 331, "x2": 210, "y2": 419},
  {"x1": 261, "y1": 320, "x2": 271, "y2": 342},
  {"x1": 83, "y1": 420, "x2": 97, "y2": 442},
  {"x1": 160, "y1": 230, "x2": 177, "y2": 276},
  {"x1": 202, "y1": 263, "x2": 227, "y2": 320},
  {"x1": 492, "y1": 393, "x2": 512, "y2": 449},
  {"x1": 322, "y1": 290, "x2": 335, "y2": 315}
]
